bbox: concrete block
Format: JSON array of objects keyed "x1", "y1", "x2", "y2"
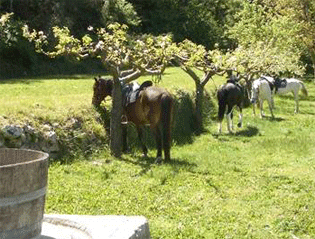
[{"x1": 41, "y1": 214, "x2": 151, "y2": 239}]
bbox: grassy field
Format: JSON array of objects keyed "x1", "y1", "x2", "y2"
[{"x1": 1, "y1": 68, "x2": 315, "y2": 238}]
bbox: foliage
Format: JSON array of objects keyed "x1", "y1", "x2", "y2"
[
  {"x1": 129, "y1": 0, "x2": 239, "y2": 49},
  {"x1": 227, "y1": 1, "x2": 306, "y2": 78},
  {"x1": 23, "y1": 22, "x2": 175, "y2": 78},
  {"x1": 0, "y1": 12, "x2": 39, "y2": 77},
  {"x1": 224, "y1": 42, "x2": 305, "y2": 80},
  {"x1": 1, "y1": 0, "x2": 104, "y2": 37},
  {"x1": 0, "y1": 13, "x2": 19, "y2": 47},
  {"x1": 266, "y1": 0, "x2": 315, "y2": 76},
  {"x1": 101, "y1": 0, "x2": 140, "y2": 28}
]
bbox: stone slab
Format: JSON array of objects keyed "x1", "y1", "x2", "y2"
[{"x1": 40, "y1": 214, "x2": 151, "y2": 239}]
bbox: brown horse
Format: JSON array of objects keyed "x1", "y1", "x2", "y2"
[{"x1": 92, "y1": 77, "x2": 174, "y2": 163}]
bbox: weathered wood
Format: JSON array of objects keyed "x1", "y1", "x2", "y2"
[{"x1": 0, "y1": 149, "x2": 49, "y2": 239}]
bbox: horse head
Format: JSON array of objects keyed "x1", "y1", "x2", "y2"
[{"x1": 92, "y1": 77, "x2": 113, "y2": 106}]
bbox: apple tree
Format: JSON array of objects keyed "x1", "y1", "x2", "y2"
[{"x1": 23, "y1": 23, "x2": 175, "y2": 157}]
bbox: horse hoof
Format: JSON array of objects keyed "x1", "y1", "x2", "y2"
[
  {"x1": 142, "y1": 153, "x2": 148, "y2": 158},
  {"x1": 237, "y1": 123, "x2": 242, "y2": 128},
  {"x1": 155, "y1": 157, "x2": 162, "y2": 164}
]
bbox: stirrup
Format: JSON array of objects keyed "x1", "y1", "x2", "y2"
[{"x1": 121, "y1": 115, "x2": 128, "y2": 125}]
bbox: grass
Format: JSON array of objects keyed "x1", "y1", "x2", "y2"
[{"x1": 2, "y1": 68, "x2": 315, "y2": 238}]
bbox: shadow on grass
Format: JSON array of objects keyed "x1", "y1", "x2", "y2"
[
  {"x1": 264, "y1": 116, "x2": 286, "y2": 122},
  {"x1": 212, "y1": 126, "x2": 260, "y2": 138},
  {"x1": 234, "y1": 126, "x2": 260, "y2": 137},
  {"x1": 118, "y1": 154, "x2": 197, "y2": 176}
]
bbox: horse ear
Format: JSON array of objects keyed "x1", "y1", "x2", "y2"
[{"x1": 94, "y1": 77, "x2": 99, "y2": 82}]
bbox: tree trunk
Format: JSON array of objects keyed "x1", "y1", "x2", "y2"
[
  {"x1": 309, "y1": 50, "x2": 315, "y2": 80},
  {"x1": 110, "y1": 77, "x2": 123, "y2": 157},
  {"x1": 195, "y1": 82, "x2": 204, "y2": 134}
]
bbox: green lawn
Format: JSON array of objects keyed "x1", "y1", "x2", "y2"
[{"x1": 1, "y1": 68, "x2": 315, "y2": 238}]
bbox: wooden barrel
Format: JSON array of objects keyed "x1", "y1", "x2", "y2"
[{"x1": 0, "y1": 148, "x2": 49, "y2": 239}]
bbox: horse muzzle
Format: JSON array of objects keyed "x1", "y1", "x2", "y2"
[{"x1": 92, "y1": 97, "x2": 102, "y2": 106}]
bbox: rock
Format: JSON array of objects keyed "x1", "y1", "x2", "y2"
[
  {"x1": 52, "y1": 122, "x2": 60, "y2": 128},
  {"x1": 2, "y1": 125, "x2": 23, "y2": 138},
  {"x1": 42, "y1": 124, "x2": 52, "y2": 131},
  {"x1": 66, "y1": 118, "x2": 81, "y2": 129},
  {"x1": 1, "y1": 125, "x2": 26, "y2": 148},
  {"x1": 40, "y1": 130, "x2": 59, "y2": 153},
  {"x1": 23, "y1": 125, "x2": 38, "y2": 143}
]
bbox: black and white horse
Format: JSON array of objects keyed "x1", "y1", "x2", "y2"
[
  {"x1": 217, "y1": 80, "x2": 248, "y2": 133},
  {"x1": 271, "y1": 77, "x2": 308, "y2": 113},
  {"x1": 256, "y1": 76, "x2": 308, "y2": 114}
]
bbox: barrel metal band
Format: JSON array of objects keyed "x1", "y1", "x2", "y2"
[
  {"x1": 0, "y1": 221, "x2": 42, "y2": 239},
  {"x1": 0, "y1": 187, "x2": 46, "y2": 207}
]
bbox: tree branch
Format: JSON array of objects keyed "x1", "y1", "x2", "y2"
[{"x1": 119, "y1": 69, "x2": 142, "y2": 84}]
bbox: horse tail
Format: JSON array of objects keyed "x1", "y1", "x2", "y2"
[
  {"x1": 217, "y1": 87, "x2": 226, "y2": 122},
  {"x1": 161, "y1": 93, "x2": 174, "y2": 161},
  {"x1": 299, "y1": 81, "x2": 308, "y2": 97}
]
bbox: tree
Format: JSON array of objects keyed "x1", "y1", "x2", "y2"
[
  {"x1": 1, "y1": 0, "x2": 140, "y2": 38},
  {"x1": 227, "y1": 1, "x2": 306, "y2": 80},
  {"x1": 129, "y1": 0, "x2": 240, "y2": 49},
  {"x1": 101, "y1": 0, "x2": 140, "y2": 28},
  {"x1": 174, "y1": 39, "x2": 225, "y2": 133},
  {"x1": 0, "y1": 12, "x2": 37, "y2": 76},
  {"x1": 263, "y1": 0, "x2": 315, "y2": 77},
  {"x1": 23, "y1": 23, "x2": 175, "y2": 157}
]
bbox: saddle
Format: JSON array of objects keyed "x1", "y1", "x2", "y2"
[
  {"x1": 122, "y1": 80, "x2": 153, "y2": 107},
  {"x1": 226, "y1": 78, "x2": 242, "y2": 91},
  {"x1": 274, "y1": 77, "x2": 287, "y2": 91}
]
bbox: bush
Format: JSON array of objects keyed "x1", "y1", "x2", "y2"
[{"x1": 120, "y1": 88, "x2": 216, "y2": 151}]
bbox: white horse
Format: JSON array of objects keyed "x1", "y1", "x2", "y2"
[
  {"x1": 269, "y1": 77, "x2": 308, "y2": 113},
  {"x1": 250, "y1": 77, "x2": 275, "y2": 118}
]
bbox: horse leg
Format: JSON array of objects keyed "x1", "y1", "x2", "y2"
[
  {"x1": 267, "y1": 98, "x2": 275, "y2": 118},
  {"x1": 152, "y1": 126, "x2": 163, "y2": 164},
  {"x1": 218, "y1": 103, "x2": 226, "y2": 133},
  {"x1": 226, "y1": 113, "x2": 232, "y2": 133},
  {"x1": 252, "y1": 103, "x2": 256, "y2": 116},
  {"x1": 226, "y1": 106, "x2": 234, "y2": 133},
  {"x1": 237, "y1": 107, "x2": 243, "y2": 128},
  {"x1": 231, "y1": 111, "x2": 234, "y2": 130},
  {"x1": 271, "y1": 94, "x2": 275, "y2": 109},
  {"x1": 218, "y1": 121, "x2": 223, "y2": 133},
  {"x1": 136, "y1": 126, "x2": 148, "y2": 157},
  {"x1": 259, "y1": 99, "x2": 265, "y2": 118},
  {"x1": 161, "y1": 94, "x2": 173, "y2": 162},
  {"x1": 122, "y1": 123, "x2": 129, "y2": 153}
]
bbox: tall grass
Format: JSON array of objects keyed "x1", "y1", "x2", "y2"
[{"x1": 2, "y1": 68, "x2": 315, "y2": 238}]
